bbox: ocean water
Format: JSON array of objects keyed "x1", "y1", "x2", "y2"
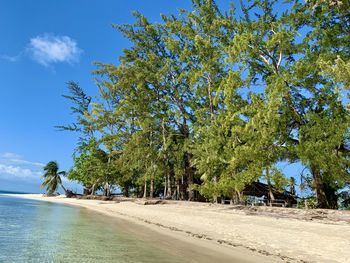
[
  {"x1": 0, "y1": 194, "x2": 190, "y2": 263},
  {"x1": 0, "y1": 194, "x2": 244, "y2": 263}
]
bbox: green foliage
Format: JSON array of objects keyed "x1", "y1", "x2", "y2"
[
  {"x1": 57, "y1": 0, "x2": 349, "y2": 207},
  {"x1": 56, "y1": 81, "x2": 94, "y2": 151},
  {"x1": 67, "y1": 138, "x2": 118, "y2": 196},
  {"x1": 268, "y1": 167, "x2": 289, "y2": 191},
  {"x1": 197, "y1": 181, "x2": 220, "y2": 202},
  {"x1": 41, "y1": 161, "x2": 66, "y2": 195},
  {"x1": 297, "y1": 197, "x2": 318, "y2": 209}
]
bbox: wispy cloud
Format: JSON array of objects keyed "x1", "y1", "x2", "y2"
[
  {"x1": 0, "y1": 53, "x2": 22, "y2": 62},
  {"x1": 0, "y1": 152, "x2": 21, "y2": 159},
  {"x1": 0, "y1": 152, "x2": 43, "y2": 180},
  {"x1": 10, "y1": 158, "x2": 44, "y2": 167},
  {"x1": 28, "y1": 34, "x2": 83, "y2": 66},
  {"x1": 0, "y1": 164, "x2": 40, "y2": 179},
  {"x1": 0, "y1": 153, "x2": 79, "y2": 192}
]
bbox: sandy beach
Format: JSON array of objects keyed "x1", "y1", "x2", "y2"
[{"x1": 5, "y1": 194, "x2": 350, "y2": 263}]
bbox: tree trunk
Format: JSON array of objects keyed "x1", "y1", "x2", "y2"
[
  {"x1": 163, "y1": 176, "x2": 167, "y2": 198},
  {"x1": 266, "y1": 167, "x2": 274, "y2": 206},
  {"x1": 103, "y1": 182, "x2": 110, "y2": 197},
  {"x1": 162, "y1": 118, "x2": 171, "y2": 199},
  {"x1": 311, "y1": 166, "x2": 338, "y2": 209},
  {"x1": 176, "y1": 179, "x2": 180, "y2": 200},
  {"x1": 207, "y1": 73, "x2": 215, "y2": 121},
  {"x1": 83, "y1": 188, "x2": 92, "y2": 195},
  {"x1": 267, "y1": 182, "x2": 275, "y2": 206},
  {"x1": 184, "y1": 152, "x2": 194, "y2": 201},
  {"x1": 213, "y1": 176, "x2": 218, "y2": 204},
  {"x1": 60, "y1": 183, "x2": 67, "y2": 194},
  {"x1": 180, "y1": 116, "x2": 192, "y2": 201},
  {"x1": 180, "y1": 175, "x2": 185, "y2": 200},
  {"x1": 150, "y1": 178, "x2": 154, "y2": 198},
  {"x1": 91, "y1": 183, "x2": 97, "y2": 196},
  {"x1": 167, "y1": 172, "x2": 172, "y2": 198},
  {"x1": 188, "y1": 170, "x2": 194, "y2": 201},
  {"x1": 232, "y1": 192, "x2": 239, "y2": 205},
  {"x1": 237, "y1": 191, "x2": 242, "y2": 204},
  {"x1": 143, "y1": 179, "x2": 147, "y2": 199},
  {"x1": 107, "y1": 184, "x2": 110, "y2": 197},
  {"x1": 124, "y1": 184, "x2": 129, "y2": 197},
  {"x1": 312, "y1": 166, "x2": 328, "y2": 208},
  {"x1": 137, "y1": 186, "x2": 142, "y2": 198}
]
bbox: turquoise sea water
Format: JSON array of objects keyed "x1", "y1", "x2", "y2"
[
  {"x1": 0, "y1": 194, "x2": 185, "y2": 263},
  {"x1": 0, "y1": 194, "x2": 245, "y2": 263}
]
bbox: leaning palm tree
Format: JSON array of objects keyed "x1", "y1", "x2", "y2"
[{"x1": 41, "y1": 161, "x2": 67, "y2": 195}]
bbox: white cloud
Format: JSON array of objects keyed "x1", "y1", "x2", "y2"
[
  {"x1": 0, "y1": 164, "x2": 40, "y2": 179},
  {"x1": 1, "y1": 152, "x2": 22, "y2": 159},
  {"x1": 0, "y1": 152, "x2": 81, "y2": 193},
  {"x1": 10, "y1": 159, "x2": 45, "y2": 167},
  {"x1": 0, "y1": 152, "x2": 44, "y2": 167},
  {"x1": 28, "y1": 34, "x2": 82, "y2": 66},
  {"x1": 0, "y1": 153, "x2": 43, "y2": 181}
]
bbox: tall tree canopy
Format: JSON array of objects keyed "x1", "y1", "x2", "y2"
[{"x1": 61, "y1": 0, "x2": 349, "y2": 208}]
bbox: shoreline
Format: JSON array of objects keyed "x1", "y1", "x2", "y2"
[{"x1": 4, "y1": 194, "x2": 350, "y2": 263}]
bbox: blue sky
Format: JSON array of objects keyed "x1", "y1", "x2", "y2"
[
  {"x1": 0, "y1": 0, "x2": 305, "y2": 194},
  {"x1": 0, "y1": 0, "x2": 196, "y2": 193}
]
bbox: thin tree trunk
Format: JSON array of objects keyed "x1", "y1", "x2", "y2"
[
  {"x1": 176, "y1": 179, "x2": 180, "y2": 200},
  {"x1": 83, "y1": 188, "x2": 91, "y2": 195},
  {"x1": 103, "y1": 182, "x2": 110, "y2": 197},
  {"x1": 143, "y1": 179, "x2": 147, "y2": 199},
  {"x1": 188, "y1": 170, "x2": 194, "y2": 201},
  {"x1": 106, "y1": 183, "x2": 111, "y2": 197},
  {"x1": 231, "y1": 191, "x2": 239, "y2": 205},
  {"x1": 180, "y1": 116, "x2": 192, "y2": 201},
  {"x1": 105, "y1": 155, "x2": 111, "y2": 197},
  {"x1": 207, "y1": 73, "x2": 214, "y2": 121},
  {"x1": 60, "y1": 183, "x2": 67, "y2": 194},
  {"x1": 167, "y1": 172, "x2": 172, "y2": 198},
  {"x1": 91, "y1": 183, "x2": 97, "y2": 196},
  {"x1": 237, "y1": 191, "x2": 242, "y2": 204},
  {"x1": 181, "y1": 175, "x2": 185, "y2": 200},
  {"x1": 124, "y1": 184, "x2": 129, "y2": 197},
  {"x1": 163, "y1": 176, "x2": 167, "y2": 198},
  {"x1": 150, "y1": 178, "x2": 154, "y2": 198},
  {"x1": 266, "y1": 167, "x2": 274, "y2": 206},
  {"x1": 161, "y1": 118, "x2": 170, "y2": 199},
  {"x1": 213, "y1": 176, "x2": 218, "y2": 204},
  {"x1": 184, "y1": 152, "x2": 194, "y2": 201},
  {"x1": 137, "y1": 186, "x2": 141, "y2": 198}
]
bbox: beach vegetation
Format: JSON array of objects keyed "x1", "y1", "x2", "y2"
[
  {"x1": 58, "y1": 0, "x2": 349, "y2": 209},
  {"x1": 41, "y1": 161, "x2": 67, "y2": 195}
]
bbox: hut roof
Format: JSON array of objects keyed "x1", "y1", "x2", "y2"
[{"x1": 242, "y1": 181, "x2": 295, "y2": 200}]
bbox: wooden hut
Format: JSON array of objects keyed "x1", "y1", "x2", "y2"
[{"x1": 242, "y1": 182, "x2": 297, "y2": 207}]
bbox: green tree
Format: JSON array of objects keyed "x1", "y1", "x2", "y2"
[
  {"x1": 56, "y1": 81, "x2": 95, "y2": 150},
  {"x1": 41, "y1": 161, "x2": 67, "y2": 195},
  {"x1": 59, "y1": 0, "x2": 349, "y2": 209},
  {"x1": 292, "y1": 0, "x2": 350, "y2": 208},
  {"x1": 67, "y1": 139, "x2": 115, "y2": 196}
]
